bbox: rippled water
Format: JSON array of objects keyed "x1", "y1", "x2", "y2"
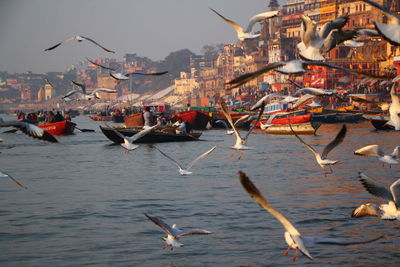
[{"x1": 0, "y1": 115, "x2": 399, "y2": 266}]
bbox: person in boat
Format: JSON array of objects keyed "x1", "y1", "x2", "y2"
[
  {"x1": 54, "y1": 111, "x2": 64, "y2": 122},
  {"x1": 63, "y1": 111, "x2": 71, "y2": 121},
  {"x1": 173, "y1": 117, "x2": 189, "y2": 134},
  {"x1": 156, "y1": 112, "x2": 167, "y2": 126},
  {"x1": 45, "y1": 111, "x2": 55, "y2": 123},
  {"x1": 143, "y1": 106, "x2": 155, "y2": 128}
]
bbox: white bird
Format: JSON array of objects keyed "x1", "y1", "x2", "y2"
[
  {"x1": 214, "y1": 120, "x2": 234, "y2": 135},
  {"x1": 294, "y1": 87, "x2": 334, "y2": 97},
  {"x1": 387, "y1": 84, "x2": 400, "y2": 130},
  {"x1": 361, "y1": 0, "x2": 400, "y2": 46},
  {"x1": 297, "y1": 14, "x2": 351, "y2": 61},
  {"x1": 110, "y1": 71, "x2": 168, "y2": 82},
  {"x1": 226, "y1": 60, "x2": 389, "y2": 89},
  {"x1": 357, "y1": 172, "x2": 400, "y2": 220},
  {"x1": 351, "y1": 203, "x2": 380, "y2": 218},
  {"x1": 239, "y1": 171, "x2": 383, "y2": 261},
  {"x1": 290, "y1": 124, "x2": 347, "y2": 176},
  {"x1": 105, "y1": 124, "x2": 158, "y2": 152},
  {"x1": 63, "y1": 80, "x2": 117, "y2": 101},
  {"x1": 250, "y1": 93, "x2": 283, "y2": 111},
  {"x1": 45, "y1": 35, "x2": 115, "y2": 53},
  {"x1": 0, "y1": 170, "x2": 27, "y2": 189},
  {"x1": 343, "y1": 28, "x2": 381, "y2": 47},
  {"x1": 153, "y1": 145, "x2": 216, "y2": 175},
  {"x1": 220, "y1": 99, "x2": 264, "y2": 153},
  {"x1": 354, "y1": 144, "x2": 399, "y2": 167},
  {"x1": 210, "y1": 8, "x2": 278, "y2": 42},
  {"x1": 291, "y1": 94, "x2": 316, "y2": 109},
  {"x1": 0, "y1": 121, "x2": 58, "y2": 143},
  {"x1": 144, "y1": 213, "x2": 212, "y2": 250}
]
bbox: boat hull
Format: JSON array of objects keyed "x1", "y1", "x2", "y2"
[
  {"x1": 170, "y1": 110, "x2": 210, "y2": 130},
  {"x1": 100, "y1": 126, "x2": 202, "y2": 143},
  {"x1": 264, "y1": 121, "x2": 321, "y2": 135},
  {"x1": 89, "y1": 115, "x2": 112, "y2": 121},
  {"x1": 124, "y1": 113, "x2": 144, "y2": 127},
  {"x1": 38, "y1": 120, "x2": 76, "y2": 135},
  {"x1": 370, "y1": 118, "x2": 394, "y2": 130}
]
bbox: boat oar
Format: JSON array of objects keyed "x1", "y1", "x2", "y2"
[{"x1": 75, "y1": 126, "x2": 95, "y2": 132}]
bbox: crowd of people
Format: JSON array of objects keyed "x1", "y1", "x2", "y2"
[{"x1": 16, "y1": 110, "x2": 72, "y2": 124}]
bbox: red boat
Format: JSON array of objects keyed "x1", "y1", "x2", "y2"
[
  {"x1": 38, "y1": 120, "x2": 76, "y2": 135},
  {"x1": 89, "y1": 115, "x2": 112, "y2": 121},
  {"x1": 253, "y1": 113, "x2": 312, "y2": 127},
  {"x1": 170, "y1": 110, "x2": 211, "y2": 130}
]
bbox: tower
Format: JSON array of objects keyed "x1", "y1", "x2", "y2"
[{"x1": 268, "y1": 0, "x2": 280, "y2": 11}]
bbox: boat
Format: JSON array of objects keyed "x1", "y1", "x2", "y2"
[
  {"x1": 170, "y1": 110, "x2": 210, "y2": 130},
  {"x1": 124, "y1": 112, "x2": 144, "y2": 127},
  {"x1": 89, "y1": 115, "x2": 112, "y2": 121},
  {"x1": 38, "y1": 120, "x2": 76, "y2": 135},
  {"x1": 210, "y1": 111, "x2": 252, "y2": 129},
  {"x1": 253, "y1": 110, "x2": 311, "y2": 128},
  {"x1": 100, "y1": 125, "x2": 202, "y2": 143},
  {"x1": 311, "y1": 111, "x2": 364, "y2": 123},
  {"x1": 264, "y1": 121, "x2": 321, "y2": 135},
  {"x1": 368, "y1": 115, "x2": 393, "y2": 130}
]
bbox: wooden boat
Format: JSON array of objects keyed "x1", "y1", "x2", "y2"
[
  {"x1": 369, "y1": 116, "x2": 393, "y2": 130},
  {"x1": 253, "y1": 111, "x2": 311, "y2": 128},
  {"x1": 264, "y1": 121, "x2": 321, "y2": 135},
  {"x1": 100, "y1": 126, "x2": 202, "y2": 143},
  {"x1": 38, "y1": 120, "x2": 76, "y2": 135},
  {"x1": 170, "y1": 110, "x2": 210, "y2": 130},
  {"x1": 124, "y1": 112, "x2": 144, "y2": 127},
  {"x1": 311, "y1": 111, "x2": 364, "y2": 123},
  {"x1": 89, "y1": 115, "x2": 112, "y2": 121},
  {"x1": 211, "y1": 111, "x2": 252, "y2": 129}
]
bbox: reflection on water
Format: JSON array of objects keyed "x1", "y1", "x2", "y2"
[{"x1": 0, "y1": 117, "x2": 399, "y2": 266}]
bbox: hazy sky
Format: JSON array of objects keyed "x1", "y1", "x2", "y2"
[{"x1": 0, "y1": 0, "x2": 286, "y2": 74}]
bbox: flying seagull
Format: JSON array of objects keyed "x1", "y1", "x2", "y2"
[
  {"x1": 63, "y1": 80, "x2": 117, "y2": 101},
  {"x1": 361, "y1": 0, "x2": 400, "y2": 46},
  {"x1": 45, "y1": 35, "x2": 115, "y2": 53},
  {"x1": 226, "y1": 60, "x2": 390, "y2": 89},
  {"x1": 105, "y1": 123, "x2": 158, "y2": 152},
  {"x1": 239, "y1": 171, "x2": 383, "y2": 261},
  {"x1": 0, "y1": 121, "x2": 58, "y2": 143},
  {"x1": 387, "y1": 84, "x2": 400, "y2": 130},
  {"x1": 0, "y1": 170, "x2": 28, "y2": 189},
  {"x1": 293, "y1": 87, "x2": 335, "y2": 97},
  {"x1": 250, "y1": 93, "x2": 283, "y2": 111},
  {"x1": 214, "y1": 120, "x2": 234, "y2": 135},
  {"x1": 290, "y1": 124, "x2": 347, "y2": 176},
  {"x1": 354, "y1": 144, "x2": 399, "y2": 167},
  {"x1": 144, "y1": 212, "x2": 212, "y2": 250},
  {"x1": 220, "y1": 99, "x2": 264, "y2": 154},
  {"x1": 86, "y1": 57, "x2": 117, "y2": 71},
  {"x1": 153, "y1": 145, "x2": 216, "y2": 175},
  {"x1": 355, "y1": 172, "x2": 400, "y2": 220},
  {"x1": 110, "y1": 71, "x2": 168, "y2": 83}
]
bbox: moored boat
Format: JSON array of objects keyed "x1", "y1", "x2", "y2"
[
  {"x1": 100, "y1": 125, "x2": 202, "y2": 143},
  {"x1": 38, "y1": 120, "x2": 76, "y2": 135},
  {"x1": 264, "y1": 121, "x2": 321, "y2": 135},
  {"x1": 170, "y1": 110, "x2": 210, "y2": 130}
]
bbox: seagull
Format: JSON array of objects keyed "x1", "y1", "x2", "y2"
[
  {"x1": 297, "y1": 14, "x2": 351, "y2": 61},
  {"x1": 354, "y1": 145, "x2": 399, "y2": 167},
  {"x1": 45, "y1": 35, "x2": 115, "y2": 53},
  {"x1": 210, "y1": 8, "x2": 278, "y2": 41},
  {"x1": 85, "y1": 57, "x2": 117, "y2": 71},
  {"x1": 290, "y1": 124, "x2": 347, "y2": 176},
  {"x1": 356, "y1": 172, "x2": 400, "y2": 220},
  {"x1": 386, "y1": 84, "x2": 400, "y2": 130},
  {"x1": 0, "y1": 121, "x2": 58, "y2": 143},
  {"x1": 214, "y1": 120, "x2": 234, "y2": 135},
  {"x1": 105, "y1": 123, "x2": 159, "y2": 152},
  {"x1": 291, "y1": 94, "x2": 317, "y2": 109},
  {"x1": 343, "y1": 28, "x2": 381, "y2": 47},
  {"x1": 0, "y1": 170, "x2": 27, "y2": 189},
  {"x1": 110, "y1": 71, "x2": 168, "y2": 82},
  {"x1": 294, "y1": 87, "x2": 334, "y2": 97},
  {"x1": 361, "y1": 0, "x2": 400, "y2": 46},
  {"x1": 220, "y1": 99, "x2": 264, "y2": 154},
  {"x1": 144, "y1": 212, "x2": 212, "y2": 250},
  {"x1": 63, "y1": 80, "x2": 117, "y2": 101},
  {"x1": 351, "y1": 203, "x2": 380, "y2": 218},
  {"x1": 239, "y1": 171, "x2": 383, "y2": 261},
  {"x1": 153, "y1": 145, "x2": 216, "y2": 175},
  {"x1": 250, "y1": 93, "x2": 283, "y2": 111},
  {"x1": 226, "y1": 60, "x2": 390, "y2": 89}
]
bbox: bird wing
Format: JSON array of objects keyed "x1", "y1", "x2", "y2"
[
  {"x1": 322, "y1": 29, "x2": 359, "y2": 53},
  {"x1": 215, "y1": 120, "x2": 229, "y2": 130},
  {"x1": 287, "y1": 78, "x2": 304, "y2": 89},
  {"x1": 152, "y1": 145, "x2": 183, "y2": 170},
  {"x1": 356, "y1": 28, "x2": 380, "y2": 37},
  {"x1": 245, "y1": 10, "x2": 279, "y2": 33},
  {"x1": 310, "y1": 62, "x2": 392, "y2": 79},
  {"x1": 45, "y1": 78, "x2": 55, "y2": 89},
  {"x1": 302, "y1": 235, "x2": 383, "y2": 245},
  {"x1": 85, "y1": 57, "x2": 116, "y2": 71},
  {"x1": 126, "y1": 71, "x2": 168, "y2": 76},
  {"x1": 71, "y1": 80, "x2": 86, "y2": 93},
  {"x1": 233, "y1": 114, "x2": 252, "y2": 127},
  {"x1": 359, "y1": 172, "x2": 394, "y2": 201},
  {"x1": 0, "y1": 170, "x2": 28, "y2": 189},
  {"x1": 63, "y1": 89, "x2": 83, "y2": 99},
  {"x1": 239, "y1": 171, "x2": 303, "y2": 236},
  {"x1": 110, "y1": 72, "x2": 128, "y2": 80},
  {"x1": 354, "y1": 144, "x2": 384, "y2": 157},
  {"x1": 187, "y1": 146, "x2": 217, "y2": 170},
  {"x1": 321, "y1": 124, "x2": 347, "y2": 159},
  {"x1": 351, "y1": 204, "x2": 379, "y2": 218},
  {"x1": 92, "y1": 88, "x2": 117, "y2": 94},
  {"x1": 289, "y1": 122, "x2": 318, "y2": 157},
  {"x1": 104, "y1": 123, "x2": 129, "y2": 142},
  {"x1": 243, "y1": 101, "x2": 265, "y2": 142},
  {"x1": 220, "y1": 99, "x2": 242, "y2": 142},
  {"x1": 178, "y1": 229, "x2": 212, "y2": 237},
  {"x1": 210, "y1": 8, "x2": 244, "y2": 36},
  {"x1": 292, "y1": 94, "x2": 316, "y2": 109},
  {"x1": 226, "y1": 62, "x2": 285, "y2": 89},
  {"x1": 250, "y1": 94, "x2": 283, "y2": 111},
  {"x1": 127, "y1": 125, "x2": 158, "y2": 143},
  {"x1": 79, "y1": 35, "x2": 115, "y2": 53},
  {"x1": 390, "y1": 84, "x2": 400, "y2": 108},
  {"x1": 0, "y1": 121, "x2": 58, "y2": 143},
  {"x1": 361, "y1": 0, "x2": 400, "y2": 20},
  {"x1": 318, "y1": 14, "x2": 349, "y2": 38},
  {"x1": 350, "y1": 96, "x2": 384, "y2": 105},
  {"x1": 144, "y1": 213, "x2": 175, "y2": 236},
  {"x1": 44, "y1": 36, "x2": 75, "y2": 51},
  {"x1": 389, "y1": 179, "x2": 400, "y2": 206}
]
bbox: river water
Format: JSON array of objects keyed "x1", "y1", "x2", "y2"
[{"x1": 0, "y1": 115, "x2": 399, "y2": 266}]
